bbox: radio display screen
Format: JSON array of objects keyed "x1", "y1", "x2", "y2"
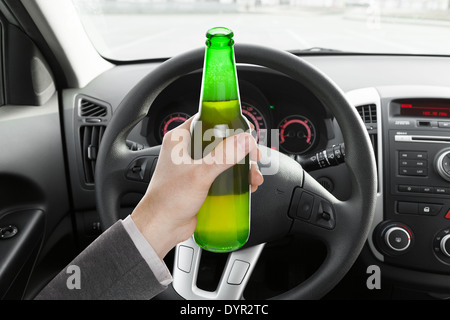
[{"x1": 398, "y1": 99, "x2": 450, "y2": 118}]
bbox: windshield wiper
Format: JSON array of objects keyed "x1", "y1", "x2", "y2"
[{"x1": 289, "y1": 47, "x2": 343, "y2": 54}]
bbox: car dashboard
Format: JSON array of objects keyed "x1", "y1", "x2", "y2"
[{"x1": 62, "y1": 54, "x2": 450, "y2": 299}]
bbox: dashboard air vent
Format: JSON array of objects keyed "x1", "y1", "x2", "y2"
[
  {"x1": 80, "y1": 125, "x2": 105, "y2": 184},
  {"x1": 356, "y1": 104, "x2": 377, "y2": 124},
  {"x1": 356, "y1": 103, "x2": 379, "y2": 191},
  {"x1": 79, "y1": 98, "x2": 108, "y2": 118}
]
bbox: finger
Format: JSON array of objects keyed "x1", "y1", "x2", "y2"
[
  {"x1": 203, "y1": 132, "x2": 257, "y2": 176},
  {"x1": 250, "y1": 161, "x2": 264, "y2": 193},
  {"x1": 246, "y1": 121, "x2": 260, "y2": 164},
  {"x1": 250, "y1": 145, "x2": 262, "y2": 162}
]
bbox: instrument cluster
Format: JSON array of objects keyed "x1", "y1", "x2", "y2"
[{"x1": 147, "y1": 72, "x2": 330, "y2": 157}]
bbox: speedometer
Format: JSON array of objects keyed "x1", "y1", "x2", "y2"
[
  {"x1": 278, "y1": 115, "x2": 316, "y2": 154},
  {"x1": 242, "y1": 103, "x2": 267, "y2": 145},
  {"x1": 159, "y1": 112, "x2": 190, "y2": 140}
]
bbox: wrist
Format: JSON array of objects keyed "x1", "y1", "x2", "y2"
[{"x1": 130, "y1": 202, "x2": 176, "y2": 260}]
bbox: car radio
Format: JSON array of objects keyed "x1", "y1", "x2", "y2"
[{"x1": 375, "y1": 97, "x2": 450, "y2": 273}]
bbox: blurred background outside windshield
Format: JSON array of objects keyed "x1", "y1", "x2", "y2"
[{"x1": 73, "y1": 0, "x2": 450, "y2": 60}]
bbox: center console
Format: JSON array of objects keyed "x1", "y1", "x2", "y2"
[{"x1": 372, "y1": 86, "x2": 450, "y2": 275}]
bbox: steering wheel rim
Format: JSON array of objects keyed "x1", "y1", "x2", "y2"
[{"x1": 95, "y1": 43, "x2": 377, "y2": 300}]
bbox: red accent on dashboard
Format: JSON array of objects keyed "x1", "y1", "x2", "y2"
[
  {"x1": 445, "y1": 209, "x2": 450, "y2": 220},
  {"x1": 399, "y1": 99, "x2": 450, "y2": 118}
]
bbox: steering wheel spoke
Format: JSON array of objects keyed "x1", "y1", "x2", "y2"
[
  {"x1": 172, "y1": 237, "x2": 265, "y2": 300},
  {"x1": 288, "y1": 171, "x2": 348, "y2": 243},
  {"x1": 95, "y1": 142, "x2": 161, "y2": 226},
  {"x1": 121, "y1": 145, "x2": 161, "y2": 194}
]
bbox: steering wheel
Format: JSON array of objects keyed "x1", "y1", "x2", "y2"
[{"x1": 95, "y1": 44, "x2": 377, "y2": 300}]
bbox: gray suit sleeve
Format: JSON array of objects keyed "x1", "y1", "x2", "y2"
[{"x1": 35, "y1": 221, "x2": 167, "y2": 300}]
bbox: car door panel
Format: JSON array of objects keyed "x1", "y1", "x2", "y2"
[
  {"x1": 0, "y1": 15, "x2": 72, "y2": 298},
  {"x1": 0, "y1": 209, "x2": 44, "y2": 299}
]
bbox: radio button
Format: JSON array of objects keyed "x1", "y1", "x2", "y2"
[
  {"x1": 399, "y1": 160, "x2": 427, "y2": 167},
  {"x1": 420, "y1": 186, "x2": 435, "y2": 193},
  {"x1": 400, "y1": 151, "x2": 425, "y2": 159},
  {"x1": 415, "y1": 168, "x2": 427, "y2": 176},
  {"x1": 438, "y1": 121, "x2": 450, "y2": 128},
  {"x1": 415, "y1": 152, "x2": 427, "y2": 159},
  {"x1": 398, "y1": 185, "x2": 419, "y2": 192},
  {"x1": 399, "y1": 168, "x2": 427, "y2": 176},
  {"x1": 416, "y1": 160, "x2": 427, "y2": 167},
  {"x1": 435, "y1": 187, "x2": 446, "y2": 194}
]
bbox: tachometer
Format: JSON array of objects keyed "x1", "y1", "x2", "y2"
[
  {"x1": 159, "y1": 112, "x2": 190, "y2": 140},
  {"x1": 278, "y1": 115, "x2": 316, "y2": 154},
  {"x1": 242, "y1": 103, "x2": 267, "y2": 145}
]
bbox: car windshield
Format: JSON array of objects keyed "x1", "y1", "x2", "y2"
[{"x1": 72, "y1": 0, "x2": 450, "y2": 61}]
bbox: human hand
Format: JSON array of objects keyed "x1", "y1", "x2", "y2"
[{"x1": 131, "y1": 116, "x2": 264, "y2": 259}]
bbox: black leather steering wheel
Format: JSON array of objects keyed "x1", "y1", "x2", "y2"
[{"x1": 95, "y1": 44, "x2": 377, "y2": 300}]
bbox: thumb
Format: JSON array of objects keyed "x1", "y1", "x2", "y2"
[{"x1": 203, "y1": 132, "x2": 256, "y2": 176}]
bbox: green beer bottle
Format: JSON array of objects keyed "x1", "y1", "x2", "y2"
[{"x1": 191, "y1": 27, "x2": 250, "y2": 253}]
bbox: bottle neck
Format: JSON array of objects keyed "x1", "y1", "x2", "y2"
[{"x1": 199, "y1": 42, "x2": 241, "y2": 120}]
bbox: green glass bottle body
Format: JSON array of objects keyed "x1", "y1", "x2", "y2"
[{"x1": 191, "y1": 27, "x2": 250, "y2": 253}]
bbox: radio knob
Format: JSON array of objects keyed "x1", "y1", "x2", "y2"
[
  {"x1": 435, "y1": 150, "x2": 450, "y2": 182},
  {"x1": 384, "y1": 226, "x2": 411, "y2": 252},
  {"x1": 440, "y1": 234, "x2": 450, "y2": 258}
]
